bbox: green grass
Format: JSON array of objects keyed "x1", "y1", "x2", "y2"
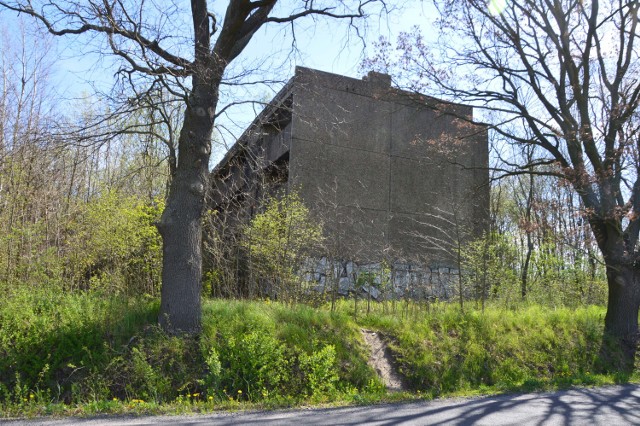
[
  {"x1": 348, "y1": 300, "x2": 636, "y2": 397},
  {"x1": 202, "y1": 300, "x2": 380, "y2": 400},
  {"x1": 1, "y1": 288, "x2": 638, "y2": 419},
  {"x1": 0, "y1": 287, "x2": 159, "y2": 411},
  {"x1": 0, "y1": 288, "x2": 384, "y2": 417}
]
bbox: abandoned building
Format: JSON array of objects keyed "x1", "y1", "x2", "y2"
[{"x1": 207, "y1": 66, "x2": 489, "y2": 298}]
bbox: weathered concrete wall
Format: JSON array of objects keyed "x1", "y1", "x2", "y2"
[
  {"x1": 209, "y1": 88, "x2": 294, "y2": 226},
  {"x1": 289, "y1": 67, "x2": 488, "y2": 265}
]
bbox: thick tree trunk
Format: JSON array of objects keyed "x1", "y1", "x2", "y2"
[
  {"x1": 157, "y1": 85, "x2": 216, "y2": 334},
  {"x1": 602, "y1": 263, "x2": 640, "y2": 370}
]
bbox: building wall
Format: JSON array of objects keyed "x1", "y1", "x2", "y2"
[
  {"x1": 209, "y1": 87, "x2": 293, "y2": 228},
  {"x1": 289, "y1": 67, "x2": 488, "y2": 265}
]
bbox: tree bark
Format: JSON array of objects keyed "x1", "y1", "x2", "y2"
[
  {"x1": 520, "y1": 170, "x2": 535, "y2": 299},
  {"x1": 602, "y1": 262, "x2": 640, "y2": 370},
  {"x1": 157, "y1": 81, "x2": 217, "y2": 334}
]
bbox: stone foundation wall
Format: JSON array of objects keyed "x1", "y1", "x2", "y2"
[{"x1": 300, "y1": 257, "x2": 461, "y2": 301}]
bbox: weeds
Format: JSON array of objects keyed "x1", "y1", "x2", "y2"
[
  {"x1": 350, "y1": 300, "x2": 635, "y2": 397},
  {"x1": 1, "y1": 289, "x2": 637, "y2": 419}
]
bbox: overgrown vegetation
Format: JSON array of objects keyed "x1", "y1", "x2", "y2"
[
  {"x1": 0, "y1": 289, "x2": 385, "y2": 417},
  {"x1": 1, "y1": 287, "x2": 636, "y2": 418},
  {"x1": 0, "y1": 7, "x2": 636, "y2": 421},
  {"x1": 462, "y1": 231, "x2": 607, "y2": 310},
  {"x1": 355, "y1": 301, "x2": 633, "y2": 397},
  {"x1": 241, "y1": 192, "x2": 324, "y2": 304}
]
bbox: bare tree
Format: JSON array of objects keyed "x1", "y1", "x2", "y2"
[
  {"x1": 0, "y1": 23, "x2": 59, "y2": 285},
  {"x1": 367, "y1": 0, "x2": 640, "y2": 366},
  {"x1": 0, "y1": 0, "x2": 387, "y2": 333}
]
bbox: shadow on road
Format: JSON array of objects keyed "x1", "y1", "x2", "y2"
[
  {"x1": 9, "y1": 384, "x2": 640, "y2": 425},
  {"x1": 207, "y1": 384, "x2": 640, "y2": 425}
]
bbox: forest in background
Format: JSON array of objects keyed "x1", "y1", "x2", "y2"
[
  {"x1": 0, "y1": 24, "x2": 607, "y2": 308},
  {"x1": 0, "y1": 26, "x2": 168, "y2": 296}
]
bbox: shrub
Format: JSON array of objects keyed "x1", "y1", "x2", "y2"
[
  {"x1": 201, "y1": 300, "x2": 379, "y2": 403},
  {"x1": 242, "y1": 192, "x2": 324, "y2": 303},
  {"x1": 299, "y1": 344, "x2": 339, "y2": 398}
]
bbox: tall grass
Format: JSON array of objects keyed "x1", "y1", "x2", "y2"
[
  {"x1": 0, "y1": 286, "x2": 158, "y2": 407},
  {"x1": 201, "y1": 300, "x2": 382, "y2": 402},
  {"x1": 1, "y1": 289, "x2": 636, "y2": 418},
  {"x1": 348, "y1": 300, "x2": 632, "y2": 397},
  {"x1": 0, "y1": 289, "x2": 382, "y2": 416}
]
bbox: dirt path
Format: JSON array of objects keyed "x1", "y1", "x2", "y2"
[{"x1": 361, "y1": 328, "x2": 406, "y2": 392}]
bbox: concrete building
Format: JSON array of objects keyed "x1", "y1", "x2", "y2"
[{"x1": 208, "y1": 66, "x2": 488, "y2": 297}]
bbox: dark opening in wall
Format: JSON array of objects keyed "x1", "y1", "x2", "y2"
[{"x1": 265, "y1": 151, "x2": 290, "y2": 196}]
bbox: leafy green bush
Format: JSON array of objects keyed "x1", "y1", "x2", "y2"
[
  {"x1": 299, "y1": 344, "x2": 339, "y2": 397},
  {"x1": 0, "y1": 190, "x2": 163, "y2": 296},
  {"x1": 243, "y1": 192, "x2": 323, "y2": 303},
  {"x1": 216, "y1": 330, "x2": 288, "y2": 399},
  {"x1": 108, "y1": 331, "x2": 204, "y2": 402},
  {"x1": 64, "y1": 191, "x2": 163, "y2": 295},
  {"x1": 201, "y1": 300, "x2": 380, "y2": 402}
]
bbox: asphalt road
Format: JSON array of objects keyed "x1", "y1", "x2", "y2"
[{"x1": 3, "y1": 384, "x2": 640, "y2": 425}]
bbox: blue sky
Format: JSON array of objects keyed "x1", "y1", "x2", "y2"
[{"x1": 0, "y1": 1, "x2": 436, "y2": 162}]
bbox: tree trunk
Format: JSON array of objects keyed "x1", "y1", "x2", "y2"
[
  {"x1": 602, "y1": 262, "x2": 640, "y2": 371},
  {"x1": 157, "y1": 84, "x2": 216, "y2": 334},
  {"x1": 521, "y1": 235, "x2": 533, "y2": 299}
]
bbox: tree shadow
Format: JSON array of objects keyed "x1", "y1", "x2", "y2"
[
  {"x1": 195, "y1": 385, "x2": 640, "y2": 425},
  {"x1": 0, "y1": 298, "x2": 158, "y2": 404}
]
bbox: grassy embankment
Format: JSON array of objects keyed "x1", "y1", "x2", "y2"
[{"x1": 1, "y1": 288, "x2": 637, "y2": 418}]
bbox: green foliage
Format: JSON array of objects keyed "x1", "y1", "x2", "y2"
[
  {"x1": 0, "y1": 292, "x2": 382, "y2": 416},
  {"x1": 216, "y1": 329, "x2": 288, "y2": 400},
  {"x1": 64, "y1": 191, "x2": 164, "y2": 295},
  {"x1": 2, "y1": 290, "x2": 634, "y2": 418},
  {"x1": 243, "y1": 192, "x2": 323, "y2": 303},
  {"x1": 0, "y1": 189, "x2": 163, "y2": 296},
  {"x1": 526, "y1": 243, "x2": 607, "y2": 306},
  {"x1": 200, "y1": 300, "x2": 379, "y2": 403},
  {"x1": 354, "y1": 301, "x2": 629, "y2": 397},
  {"x1": 298, "y1": 344, "x2": 339, "y2": 397},
  {"x1": 462, "y1": 232, "x2": 607, "y2": 307},
  {"x1": 110, "y1": 331, "x2": 204, "y2": 402},
  {"x1": 0, "y1": 286, "x2": 158, "y2": 408},
  {"x1": 463, "y1": 232, "x2": 520, "y2": 304},
  {"x1": 203, "y1": 348, "x2": 222, "y2": 390}
]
